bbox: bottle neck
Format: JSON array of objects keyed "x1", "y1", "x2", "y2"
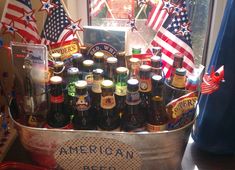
[
  {"x1": 115, "y1": 73, "x2": 128, "y2": 96},
  {"x1": 126, "y1": 89, "x2": 141, "y2": 105}
]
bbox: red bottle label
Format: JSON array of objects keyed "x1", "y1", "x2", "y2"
[{"x1": 50, "y1": 95, "x2": 64, "y2": 103}]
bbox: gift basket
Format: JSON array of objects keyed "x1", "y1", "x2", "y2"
[{"x1": 8, "y1": 38, "x2": 201, "y2": 169}]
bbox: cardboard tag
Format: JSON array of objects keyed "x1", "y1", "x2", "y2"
[{"x1": 54, "y1": 137, "x2": 142, "y2": 170}]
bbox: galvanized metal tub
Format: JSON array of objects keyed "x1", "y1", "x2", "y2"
[{"x1": 8, "y1": 104, "x2": 195, "y2": 170}]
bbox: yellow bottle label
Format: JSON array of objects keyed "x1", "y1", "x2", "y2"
[
  {"x1": 139, "y1": 79, "x2": 151, "y2": 92},
  {"x1": 100, "y1": 95, "x2": 116, "y2": 109},
  {"x1": 171, "y1": 74, "x2": 186, "y2": 88}
]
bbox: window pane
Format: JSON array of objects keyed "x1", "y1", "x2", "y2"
[{"x1": 88, "y1": 0, "x2": 211, "y2": 66}]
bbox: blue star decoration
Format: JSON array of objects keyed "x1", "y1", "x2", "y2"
[
  {"x1": 39, "y1": 0, "x2": 58, "y2": 15},
  {"x1": 1, "y1": 20, "x2": 18, "y2": 38},
  {"x1": 66, "y1": 18, "x2": 84, "y2": 36},
  {"x1": 127, "y1": 14, "x2": 137, "y2": 32},
  {"x1": 18, "y1": 9, "x2": 36, "y2": 27}
]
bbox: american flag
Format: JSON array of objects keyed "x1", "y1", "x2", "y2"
[
  {"x1": 147, "y1": 0, "x2": 194, "y2": 77},
  {"x1": 146, "y1": 0, "x2": 173, "y2": 32},
  {"x1": 41, "y1": 0, "x2": 74, "y2": 45},
  {"x1": 0, "y1": 0, "x2": 41, "y2": 43},
  {"x1": 89, "y1": 0, "x2": 106, "y2": 17}
]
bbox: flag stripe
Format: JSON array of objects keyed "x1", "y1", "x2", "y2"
[
  {"x1": 146, "y1": 1, "x2": 169, "y2": 32},
  {"x1": 1, "y1": 0, "x2": 40, "y2": 43},
  {"x1": 90, "y1": 0, "x2": 106, "y2": 16},
  {"x1": 155, "y1": 29, "x2": 194, "y2": 71}
]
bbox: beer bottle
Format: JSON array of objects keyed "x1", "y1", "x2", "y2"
[
  {"x1": 80, "y1": 45, "x2": 90, "y2": 59},
  {"x1": 72, "y1": 53, "x2": 84, "y2": 70},
  {"x1": 53, "y1": 61, "x2": 65, "y2": 78},
  {"x1": 147, "y1": 75, "x2": 169, "y2": 132},
  {"x1": 72, "y1": 80, "x2": 96, "y2": 130},
  {"x1": 115, "y1": 67, "x2": 128, "y2": 117},
  {"x1": 66, "y1": 67, "x2": 79, "y2": 117},
  {"x1": 139, "y1": 65, "x2": 152, "y2": 117},
  {"x1": 82, "y1": 60, "x2": 94, "y2": 91},
  {"x1": 46, "y1": 76, "x2": 71, "y2": 129},
  {"x1": 170, "y1": 53, "x2": 184, "y2": 80},
  {"x1": 151, "y1": 55, "x2": 165, "y2": 79},
  {"x1": 93, "y1": 51, "x2": 105, "y2": 70},
  {"x1": 129, "y1": 57, "x2": 140, "y2": 79},
  {"x1": 122, "y1": 79, "x2": 146, "y2": 132},
  {"x1": 105, "y1": 56, "x2": 118, "y2": 82},
  {"x1": 98, "y1": 80, "x2": 120, "y2": 131},
  {"x1": 152, "y1": 46, "x2": 162, "y2": 56},
  {"x1": 91, "y1": 68, "x2": 104, "y2": 114},
  {"x1": 116, "y1": 51, "x2": 126, "y2": 67},
  {"x1": 164, "y1": 68, "x2": 187, "y2": 105}
]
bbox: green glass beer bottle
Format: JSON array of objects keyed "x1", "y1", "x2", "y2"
[
  {"x1": 115, "y1": 67, "x2": 128, "y2": 117},
  {"x1": 66, "y1": 67, "x2": 79, "y2": 117}
]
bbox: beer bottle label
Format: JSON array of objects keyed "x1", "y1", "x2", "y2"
[
  {"x1": 83, "y1": 72, "x2": 93, "y2": 85},
  {"x1": 100, "y1": 95, "x2": 116, "y2": 109},
  {"x1": 76, "y1": 94, "x2": 91, "y2": 111},
  {"x1": 67, "y1": 82, "x2": 76, "y2": 97},
  {"x1": 92, "y1": 80, "x2": 102, "y2": 93},
  {"x1": 115, "y1": 84, "x2": 127, "y2": 96},
  {"x1": 171, "y1": 74, "x2": 186, "y2": 89},
  {"x1": 139, "y1": 79, "x2": 151, "y2": 92},
  {"x1": 146, "y1": 123, "x2": 167, "y2": 132},
  {"x1": 126, "y1": 92, "x2": 141, "y2": 105},
  {"x1": 50, "y1": 95, "x2": 64, "y2": 103}
]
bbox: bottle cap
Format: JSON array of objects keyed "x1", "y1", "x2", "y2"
[
  {"x1": 67, "y1": 67, "x2": 79, "y2": 75},
  {"x1": 173, "y1": 53, "x2": 184, "y2": 64},
  {"x1": 83, "y1": 60, "x2": 94, "y2": 67},
  {"x1": 93, "y1": 68, "x2": 104, "y2": 75},
  {"x1": 152, "y1": 47, "x2": 162, "y2": 55},
  {"x1": 116, "y1": 51, "x2": 126, "y2": 57},
  {"x1": 116, "y1": 67, "x2": 128, "y2": 74},
  {"x1": 129, "y1": 57, "x2": 140, "y2": 63},
  {"x1": 51, "y1": 53, "x2": 62, "y2": 61},
  {"x1": 175, "y1": 68, "x2": 186, "y2": 76},
  {"x1": 151, "y1": 55, "x2": 161, "y2": 62},
  {"x1": 94, "y1": 51, "x2": 104, "y2": 59},
  {"x1": 140, "y1": 64, "x2": 151, "y2": 71},
  {"x1": 107, "y1": 57, "x2": 118, "y2": 64},
  {"x1": 75, "y1": 80, "x2": 87, "y2": 89},
  {"x1": 101, "y1": 80, "x2": 113, "y2": 88},
  {"x1": 50, "y1": 76, "x2": 62, "y2": 84},
  {"x1": 54, "y1": 61, "x2": 64, "y2": 68},
  {"x1": 72, "y1": 53, "x2": 83, "y2": 59},
  {"x1": 127, "y1": 78, "x2": 139, "y2": 91},
  {"x1": 152, "y1": 75, "x2": 163, "y2": 82},
  {"x1": 80, "y1": 46, "x2": 88, "y2": 54},
  {"x1": 132, "y1": 47, "x2": 141, "y2": 54}
]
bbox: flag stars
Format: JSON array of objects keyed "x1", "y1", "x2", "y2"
[
  {"x1": 39, "y1": 0, "x2": 58, "y2": 15},
  {"x1": 2, "y1": 21, "x2": 18, "y2": 38},
  {"x1": 66, "y1": 18, "x2": 83, "y2": 36},
  {"x1": 19, "y1": 9, "x2": 36, "y2": 27}
]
